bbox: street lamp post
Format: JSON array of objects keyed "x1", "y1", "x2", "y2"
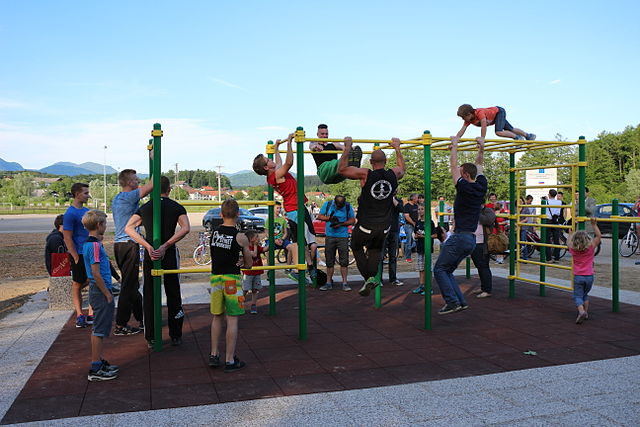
[
  {"x1": 103, "y1": 145, "x2": 107, "y2": 212},
  {"x1": 216, "y1": 165, "x2": 223, "y2": 202}
]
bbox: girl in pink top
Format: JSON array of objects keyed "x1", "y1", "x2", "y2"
[{"x1": 567, "y1": 218, "x2": 601, "y2": 324}]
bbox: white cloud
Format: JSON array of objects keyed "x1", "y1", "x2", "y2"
[
  {"x1": 209, "y1": 77, "x2": 248, "y2": 92},
  {"x1": 550, "y1": 79, "x2": 561, "y2": 85}
]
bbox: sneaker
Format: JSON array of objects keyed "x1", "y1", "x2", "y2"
[
  {"x1": 342, "y1": 283, "x2": 352, "y2": 291},
  {"x1": 224, "y1": 356, "x2": 246, "y2": 373},
  {"x1": 412, "y1": 286, "x2": 424, "y2": 294},
  {"x1": 307, "y1": 267, "x2": 317, "y2": 280},
  {"x1": 392, "y1": 280, "x2": 404, "y2": 286},
  {"x1": 348, "y1": 145, "x2": 363, "y2": 167},
  {"x1": 88, "y1": 366, "x2": 118, "y2": 382},
  {"x1": 111, "y1": 282, "x2": 121, "y2": 296},
  {"x1": 406, "y1": 258, "x2": 412, "y2": 263},
  {"x1": 358, "y1": 278, "x2": 379, "y2": 297},
  {"x1": 514, "y1": 135, "x2": 525, "y2": 140},
  {"x1": 86, "y1": 315, "x2": 94, "y2": 325},
  {"x1": 476, "y1": 292, "x2": 492, "y2": 299},
  {"x1": 284, "y1": 269, "x2": 299, "y2": 282},
  {"x1": 471, "y1": 289, "x2": 483, "y2": 295},
  {"x1": 171, "y1": 337, "x2": 182, "y2": 346},
  {"x1": 147, "y1": 340, "x2": 155, "y2": 349},
  {"x1": 526, "y1": 133, "x2": 536, "y2": 141},
  {"x1": 438, "y1": 303, "x2": 461, "y2": 315},
  {"x1": 76, "y1": 315, "x2": 88, "y2": 328},
  {"x1": 208, "y1": 354, "x2": 221, "y2": 368},
  {"x1": 114, "y1": 325, "x2": 141, "y2": 336},
  {"x1": 250, "y1": 304, "x2": 258, "y2": 314},
  {"x1": 319, "y1": 283, "x2": 333, "y2": 291},
  {"x1": 459, "y1": 303, "x2": 469, "y2": 310},
  {"x1": 101, "y1": 359, "x2": 119, "y2": 373}
]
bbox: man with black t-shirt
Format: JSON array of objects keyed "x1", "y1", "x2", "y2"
[
  {"x1": 403, "y1": 194, "x2": 419, "y2": 262},
  {"x1": 311, "y1": 123, "x2": 363, "y2": 184},
  {"x1": 125, "y1": 176, "x2": 191, "y2": 347},
  {"x1": 338, "y1": 136, "x2": 405, "y2": 296},
  {"x1": 433, "y1": 136, "x2": 487, "y2": 315}
]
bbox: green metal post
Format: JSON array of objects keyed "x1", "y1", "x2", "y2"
[
  {"x1": 539, "y1": 200, "x2": 547, "y2": 297},
  {"x1": 373, "y1": 142, "x2": 382, "y2": 308},
  {"x1": 423, "y1": 131, "x2": 432, "y2": 330},
  {"x1": 295, "y1": 127, "x2": 307, "y2": 340},
  {"x1": 438, "y1": 200, "x2": 445, "y2": 228},
  {"x1": 465, "y1": 257, "x2": 471, "y2": 278},
  {"x1": 612, "y1": 199, "x2": 620, "y2": 312},
  {"x1": 578, "y1": 136, "x2": 587, "y2": 231},
  {"x1": 151, "y1": 124, "x2": 163, "y2": 351},
  {"x1": 509, "y1": 152, "x2": 516, "y2": 298},
  {"x1": 267, "y1": 141, "x2": 276, "y2": 316}
]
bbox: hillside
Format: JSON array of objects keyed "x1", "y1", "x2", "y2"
[{"x1": 0, "y1": 158, "x2": 25, "y2": 171}]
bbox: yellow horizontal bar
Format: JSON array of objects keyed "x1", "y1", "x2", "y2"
[
  {"x1": 511, "y1": 163, "x2": 578, "y2": 172},
  {"x1": 510, "y1": 276, "x2": 573, "y2": 291},
  {"x1": 575, "y1": 216, "x2": 637, "y2": 223},
  {"x1": 179, "y1": 200, "x2": 276, "y2": 206},
  {"x1": 525, "y1": 204, "x2": 573, "y2": 209},
  {"x1": 151, "y1": 264, "x2": 307, "y2": 276},
  {"x1": 304, "y1": 137, "x2": 422, "y2": 144},
  {"x1": 518, "y1": 214, "x2": 545, "y2": 218},
  {"x1": 517, "y1": 240, "x2": 567, "y2": 249},
  {"x1": 516, "y1": 184, "x2": 574, "y2": 189},
  {"x1": 516, "y1": 222, "x2": 572, "y2": 229},
  {"x1": 518, "y1": 259, "x2": 573, "y2": 270}
]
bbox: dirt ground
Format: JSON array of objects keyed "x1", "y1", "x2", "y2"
[{"x1": 1, "y1": 231, "x2": 638, "y2": 319}]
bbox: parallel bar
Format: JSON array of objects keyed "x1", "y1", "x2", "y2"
[
  {"x1": 516, "y1": 222, "x2": 572, "y2": 229},
  {"x1": 516, "y1": 240, "x2": 567, "y2": 249},
  {"x1": 152, "y1": 264, "x2": 306, "y2": 276},
  {"x1": 179, "y1": 200, "x2": 276, "y2": 206},
  {"x1": 575, "y1": 216, "x2": 637, "y2": 223},
  {"x1": 511, "y1": 163, "x2": 579, "y2": 172},
  {"x1": 518, "y1": 259, "x2": 573, "y2": 270},
  {"x1": 511, "y1": 276, "x2": 573, "y2": 291},
  {"x1": 517, "y1": 184, "x2": 574, "y2": 189}
]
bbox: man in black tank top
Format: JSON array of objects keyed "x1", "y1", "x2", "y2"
[
  {"x1": 311, "y1": 124, "x2": 363, "y2": 184},
  {"x1": 338, "y1": 137, "x2": 406, "y2": 296},
  {"x1": 208, "y1": 199, "x2": 253, "y2": 372}
]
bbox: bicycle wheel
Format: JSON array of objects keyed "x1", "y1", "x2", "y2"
[
  {"x1": 193, "y1": 244, "x2": 211, "y2": 265},
  {"x1": 594, "y1": 242, "x2": 602, "y2": 257},
  {"x1": 619, "y1": 232, "x2": 639, "y2": 257},
  {"x1": 558, "y1": 234, "x2": 568, "y2": 259}
]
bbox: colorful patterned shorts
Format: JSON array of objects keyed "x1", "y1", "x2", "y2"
[{"x1": 210, "y1": 274, "x2": 245, "y2": 316}]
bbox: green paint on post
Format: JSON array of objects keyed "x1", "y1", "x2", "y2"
[
  {"x1": 612, "y1": 199, "x2": 620, "y2": 312},
  {"x1": 373, "y1": 142, "x2": 383, "y2": 308},
  {"x1": 539, "y1": 200, "x2": 547, "y2": 297},
  {"x1": 509, "y1": 153, "x2": 516, "y2": 298},
  {"x1": 578, "y1": 137, "x2": 587, "y2": 231},
  {"x1": 465, "y1": 257, "x2": 471, "y2": 278},
  {"x1": 423, "y1": 131, "x2": 432, "y2": 330},
  {"x1": 295, "y1": 131, "x2": 307, "y2": 340},
  {"x1": 151, "y1": 124, "x2": 163, "y2": 352},
  {"x1": 267, "y1": 140, "x2": 276, "y2": 316}
]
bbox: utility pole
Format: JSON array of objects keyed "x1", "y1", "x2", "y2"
[
  {"x1": 174, "y1": 163, "x2": 179, "y2": 200},
  {"x1": 103, "y1": 145, "x2": 108, "y2": 212},
  {"x1": 216, "y1": 165, "x2": 223, "y2": 202}
]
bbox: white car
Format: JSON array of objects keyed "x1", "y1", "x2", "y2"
[{"x1": 247, "y1": 207, "x2": 269, "y2": 221}]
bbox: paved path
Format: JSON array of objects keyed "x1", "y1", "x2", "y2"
[{"x1": 1, "y1": 271, "x2": 638, "y2": 426}]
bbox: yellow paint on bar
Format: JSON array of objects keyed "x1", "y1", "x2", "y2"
[
  {"x1": 516, "y1": 240, "x2": 567, "y2": 249},
  {"x1": 151, "y1": 264, "x2": 307, "y2": 276},
  {"x1": 511, "y1": 276, "x2": 573, "y2": 291},
  {"x1": 179, "y1": 200, "x2": 276, "y2": 206},
  {"x1": 518, "y1": 259, "x2": 573, "y2": 270}
]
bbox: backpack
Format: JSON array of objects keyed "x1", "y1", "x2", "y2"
[
  {"x1": 315, "y1": 269, "x2": 328, "y2": 287},
  {"x1": 486, "y1": 220, "x2": 509, "y2": 254},
  {"x1": 479, "y1": 206, "x2": 496, "y2": 227}
]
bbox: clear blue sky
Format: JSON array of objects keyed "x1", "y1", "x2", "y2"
[{"x1": 1, "y1": 0, "x2": 639, "y2": 175}]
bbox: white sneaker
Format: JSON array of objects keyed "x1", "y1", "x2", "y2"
[{"x1": 392, "y1": 280, "x2": 404, "y2": 286}]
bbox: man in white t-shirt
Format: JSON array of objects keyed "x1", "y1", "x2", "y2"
[{"x1": 545, "y1": 189, "x2": 563, "y2": 263}]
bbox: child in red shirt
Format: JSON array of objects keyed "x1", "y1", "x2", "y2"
[{"x1": 456, "y1": 104, "x2": 536, "y2": 143}]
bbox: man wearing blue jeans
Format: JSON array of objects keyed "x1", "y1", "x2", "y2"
[
  {"x1": 403, "y1": 194, "x2": 418, "y2": 262},
  {"x1": 433, "y1": 135, "x2": 487, "y2": 314}
]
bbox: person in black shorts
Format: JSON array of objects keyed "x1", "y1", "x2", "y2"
[
  {"x1": 337, "y1": 136, "x2": 406, "y2": 296},
  {"x1": 125, "y1": 176, "x2": 191, "y2": 347}
]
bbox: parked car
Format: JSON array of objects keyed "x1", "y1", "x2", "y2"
[
  {"x1": 594, "y1": 203, "x2": 637, "y2": 237},
  {"x1": 203, "y1": 208, "x2": 265, "y2": 232},
  {"x1": 247, "y1": 207, "x2": 269, "y2": 221},
  {"x1": 312, "y1": 219, "x2": 353, "y2": 237}
]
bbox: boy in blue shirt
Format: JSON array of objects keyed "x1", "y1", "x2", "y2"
[
  {"x1": 82, "y1": 210, "x2": 119, "y2": 381},
  {"x1": 317, "y1": 195, "x2": 356, "y2": 291}
]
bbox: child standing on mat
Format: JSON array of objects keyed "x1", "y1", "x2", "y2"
[
  {"x1": 208, "y1": 199, "x2": 253, "y2": 372},
  {"x1": 243, "y1": 230, "x2": 265, "y2": 315},
  {"x1": 568, "y1": 218, "x2": 601, "y2": 324},
  {"x1": 456, "y1": 104, "x2": 536, "y2": 142},
  {"x1": 81, "y1": 210, "x2": 119, "y2": 382}
]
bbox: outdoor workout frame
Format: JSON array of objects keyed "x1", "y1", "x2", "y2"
[{"x1": 146, "y1": 123, "x2": 632, "y2": 350}]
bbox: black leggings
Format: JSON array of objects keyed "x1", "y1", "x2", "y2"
[
  {"x1": 114, "y1": 241, "x2": 143, "y2": 326},
  {"x1": 351, "y1": 225, "x2": 388, "y2": 280}
]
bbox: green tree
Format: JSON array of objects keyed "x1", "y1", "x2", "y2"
[{"x1": 623, "y1": 168, "x2": 640, "y2": 201}]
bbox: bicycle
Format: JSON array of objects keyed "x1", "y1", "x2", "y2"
[
  {"x1": 193, "y1": 231, "x2": 211, "y2": 266},
  {"x1": 619, "y1": 223, "x2": 638, "y2": 257},
  {"x1": 520, "y1": 228, "x2": 569, "y2": 260}
]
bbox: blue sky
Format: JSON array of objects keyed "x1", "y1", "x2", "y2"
[{"x1": 1, "y1": 0, "x2": 639, "y2": 175}]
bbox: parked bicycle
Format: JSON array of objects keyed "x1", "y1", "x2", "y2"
[
  {"x1": 619, "y1": 223, "x2": 638, "y2": 257},
  {"x1": 193, "y1": 231, "x2": 211, "y2": 266},
  {"x1": 520, "y1": 228, "x2": 569, "y2": 260}
]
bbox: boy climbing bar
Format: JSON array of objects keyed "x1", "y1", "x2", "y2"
[
  {"x1": 456, "y1": 104, "x2": 536, "y2": 143},
  {"x1": 310, "y1": 123, "x2": 362, "y2": 184}
]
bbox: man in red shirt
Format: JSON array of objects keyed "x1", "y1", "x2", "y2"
[
  {"x1": 253, "y1": 134, "x2": 318, "y2": 279},
  {"x1": 456, "y1": 104, "x2": 535, "y2": 143}
]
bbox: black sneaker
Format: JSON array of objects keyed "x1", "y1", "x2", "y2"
[
  {"x1": 208, "y1": 354, "x2": 221, "y2": 368},
  {"x1": 114, "y1": 325, "x2": 141, "y2": 336},
  {"x1": 438, "y1": 303, "x2": 461, "y2": 315},
  {"x1": 459, "y1": 303, "x2": 469, "y2": 311},
  {"x1": 88, "y1": 366, "x2": 118, "y2": 382},
  {"x1": 348, "y1": 146, "x2": 363, "y2": 168},
  {"x1": 171, "y1": 337, "x2": 182, "y2": 346},
  {"x1": 101, "y1": 359, "x2": 119, "y2": 373},
  {"x1": 224, "y1": 356, "x2": 246, "y2": 373},
  {"x1": 147, "y1": 340, "x2": 155, "y2": 349}
]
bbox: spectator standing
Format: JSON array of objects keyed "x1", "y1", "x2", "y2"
[
  {"x1": 403, "y1": 194, "x2": 419, "y2": 262},
  {"x1": 111, "y1": 169, "x2": 152, "y2": 336},
  {"x1": 519, "y1": 195, "x2": 535, "y2": 260},
  {"x1": 63, "y1": 182, "x2": 93, "y2": 328},
  {"x1": 125, "y1": 176, "x2": 190, "y2": 348},
  {"x1": 316, "y1": 195, "x2": 356, "y2": 291},
  {"x1": 45, "y1": 215, "x2": 66, "y2": 275},
  {"x1": 545, "y1": 189, "x2": 563, "y2": 263}
]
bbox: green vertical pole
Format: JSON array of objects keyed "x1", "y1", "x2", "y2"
[
  {"x1": 423, "y1": 131, "x2": 432, "y2": 330},
  {"x1": 373, "y1": 142, "x2": 382, "y2": 308},
  {"x1": 612, "y1": 199, "x2": 620, "y2": 312},
  {"x1": 267, "y1": 141, "x2": 276, "y2": 316},
  {"x1": 438, "y1": 200, "x2": 445, "y2": 228},
  {"x1": 295, "y1": 127, "x2": 307, "y2": 340},
  {"x1": 465, "y1": 257, "x2": 471, "y2": 278},
  {"x1": 509, "y1": 152, "x2": 516, "y2": 298},
  {"x1": 577, "y1": 136, "x2": 587, "y2": 231},
  {"x1": 151, "y1": 124, "x2": 163, "y2": 351},
  {"x1": 539, "y1": 200, "x2": 547, "y2": 297}
]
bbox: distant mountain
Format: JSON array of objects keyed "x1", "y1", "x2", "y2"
[
  {"x1": 229, "y1": 171, "x2": 300, "y2": 188},
  {"x1": 223, "y1": 169, "x2": 252, "y2": 177},
  {"x1": 77, "y1": 162, "x2": 118, "y2": 175},
  {"x1": 0, "y1": 158, "x2": 25, "y2": 171}
]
